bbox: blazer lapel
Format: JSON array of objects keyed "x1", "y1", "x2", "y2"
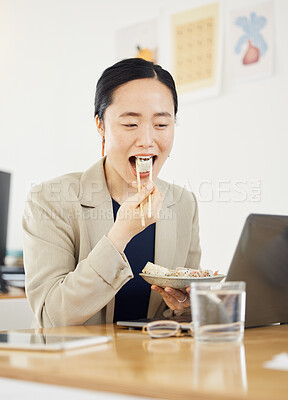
[
  {"x1": 79, "y1": 158, "x2": 114, "y2": 249},
  {"x1": 148, "y1": 178, "x2": 177, "y2": 318}
]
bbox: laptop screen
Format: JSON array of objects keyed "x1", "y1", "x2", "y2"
[{"x1": 226, "y1": 214, "x2": 288, "y2": 327}]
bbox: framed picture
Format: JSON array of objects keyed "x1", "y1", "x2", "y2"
[
  {"x1": 159, "y1": 1, "x2": 223, "y2": 103},
  {"x1": 115, "y1": 19, "x2": 158, "y2": 63},
  {"x1": 227, "y1": 0, "x2": 274, "y2": 82}
]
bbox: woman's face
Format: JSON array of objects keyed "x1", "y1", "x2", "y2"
[{"x1": 99, "y1": 78, "x2": 175, "y2": 190}]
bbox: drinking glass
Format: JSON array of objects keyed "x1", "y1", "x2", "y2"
[{"x1": 190, "y1": 281, "x2": 246, "y2": 342}]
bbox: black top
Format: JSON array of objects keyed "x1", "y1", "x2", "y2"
[{"x1": 112, "y1": 199, "x2": 155, "y2": 322}]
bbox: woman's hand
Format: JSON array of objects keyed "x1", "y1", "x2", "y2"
[
  {"x1": 151, "y1": 285, "x2": 191, "y2": 310},
  {"x1": 107, "y1": 181, "x2": 164, "y2": 253}
]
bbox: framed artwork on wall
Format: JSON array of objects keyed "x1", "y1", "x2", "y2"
[
  {"x1": 115, "y1": 19, "x2": 158, "y2": 63},
  {"x1": 227, "y1": 0, "x2": 274, "y2": 82},
  {"x1": 159, "y1": 1, "x2": 223, "y2": 103}
]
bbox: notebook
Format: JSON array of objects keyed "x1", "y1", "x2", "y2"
[{"x1": 117, "y1": 214, "x2": 288, "y2": 329}]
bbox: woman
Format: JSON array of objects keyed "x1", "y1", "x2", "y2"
[{"x1": 23, "y1": 58, "x2": 201, "y2": 327}]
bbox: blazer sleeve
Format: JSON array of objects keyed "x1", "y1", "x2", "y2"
[{"x1": 22, "y1": 187, "x2": 133, "y2": 327}]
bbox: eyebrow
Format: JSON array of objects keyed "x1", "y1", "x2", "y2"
[{"x1": 118, "y1": 112, "x2": 172, "y2": 118}]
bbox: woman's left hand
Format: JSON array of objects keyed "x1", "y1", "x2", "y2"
[{"x1": 151, "y1": 285, "x2": 190, "y2": 310}]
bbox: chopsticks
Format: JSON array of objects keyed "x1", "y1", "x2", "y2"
[
  {"x1": 148, "y1": 160, "x2": 152, "y2": 218},
  {"x1": 135, "y1": 158, "x2": 153, "y2": 227},
  {"x1": 136, "y1": 159, "x2": 145, "y2": 227}
]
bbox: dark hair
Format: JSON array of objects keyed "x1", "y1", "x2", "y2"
[{"x1": 94, "y1": 58, "x2": 178, "y2": 120}]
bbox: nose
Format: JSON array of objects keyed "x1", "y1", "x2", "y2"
[{"x1": 136, "y1": 124, "x2": 154, "y2": 148}]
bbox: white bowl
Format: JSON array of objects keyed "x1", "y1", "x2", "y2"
[{"x1": 139, "y1": 273, "x2": 226, "y2": 290}]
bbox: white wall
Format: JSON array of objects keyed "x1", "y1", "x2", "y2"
[{"x1": 0, "y1": 0, "x2": 287, "y2": 273}]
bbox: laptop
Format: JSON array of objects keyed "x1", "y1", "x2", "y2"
[
  {"x1": 226, "y1": 213, "x2": 288, "y2": 327},
  {"x1": 117, "y1": 214, "x2": 288, "y2": 330}
]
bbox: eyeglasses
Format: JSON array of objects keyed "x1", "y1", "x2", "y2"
[{"x1": 142, "y1": 320, "x2": 193, "y2": 339}]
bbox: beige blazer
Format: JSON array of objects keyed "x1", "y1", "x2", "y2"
[{"x1": 23, "y1": 158, "x2": 201, "y2": 327}]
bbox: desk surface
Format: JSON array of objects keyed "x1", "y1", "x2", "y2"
[
  {"x1": 0, "y1": 324, "x2": 287, "y2": 400},
  {"x1": 0, "y1": 288, "x2": 26, "y2": 299}
]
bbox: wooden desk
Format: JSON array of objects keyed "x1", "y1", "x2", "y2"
[
  {"x1": 0, "y1": 324, "x2": 287, "y2": 400},
  {"x1": 0, "y1": 288, "x2": 26, "y2": 299}
]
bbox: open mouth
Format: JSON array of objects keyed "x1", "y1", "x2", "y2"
[{"x1": 129, "y1": 155, "x2": 156, "y2": 173}]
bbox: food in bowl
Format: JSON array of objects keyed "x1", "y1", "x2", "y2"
[{"x1": 142, "y1": 262, "x2": 220, "y2": 278}]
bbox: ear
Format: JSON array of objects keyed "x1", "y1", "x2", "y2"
[{"x1": 95, "y1": 115, "x2": 105, "y2": 139}]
